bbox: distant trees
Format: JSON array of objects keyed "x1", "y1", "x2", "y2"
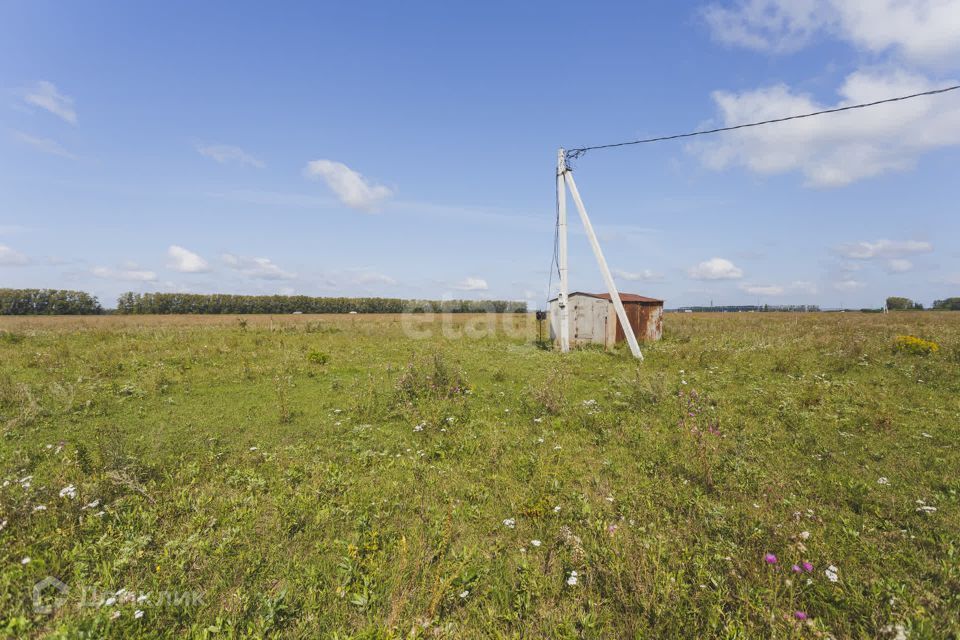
[
  {"x1": 886, "y1": 297, "x2": 922, "y2": 311},
  {"x1": 0, "y1": 289, "x2": 103, "y2": 315},
  {"x1": 115, "y1": 292, "x2": 527, "y2": 314},
  {"x1": 932, "y1": 297, "x2": 960, "y2": 310}
]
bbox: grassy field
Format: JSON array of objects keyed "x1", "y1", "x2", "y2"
[{"x1": 1, "y1": 311, "x2": 958, "y2": 638}]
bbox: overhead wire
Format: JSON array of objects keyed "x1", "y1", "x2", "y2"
[{"x1": 565, "y1": 84, "x2": 960, "y2": 162}]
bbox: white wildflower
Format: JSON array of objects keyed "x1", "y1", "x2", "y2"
[
  {"x1": 459, "y1": 590, "x2": 469, "y2": 599},
  {"x1": 553, "y1": 505, "x2": 561, "y2": 513},
  {"x1": 916, "y1": 505, "x2": 937, "y2": 514},
  {"x1": 59, "y1": 484, "x2": 77, "y2": 499},
  {"x1": 566, "y1": 570, "x2": 579, "y2": 586},
  {"x1": 21, "y1": 556, "x2": 31, "y2": 565},
  {"x1": 799, "y1": 530, "x2": 810, "y2": 540},
  {"x1": 533, "y1": 417, "x2": 543, "y2": 423},
  {"x1": 413, "y1": 423, "x2": 425, "y2": 432},
  {"x1": 83, "y1": 499, "x2": 101, "y2": 510},
  {"x1": 502, "y1": 517, "x2": 516, "y2": 528},
  {"x1": 536, "y1": 437, "x2": 544, "y2": 444},
  {"x1": 531, "y1": 539, "x2": 542, "y2": 547},
  {"x1": 877, "y1": 477, "x2": 889, "y2": 485},
  {"x1": 33, "y1": 505, "x2": 47, "y2": 512},
  {"x1": 111, "y1": 610, "x2": 121, "y2": 620},
  {"x1": 825, "y1": 565, "x2": 839, "y2": 582},
  {"x1": 249, "y1": 446, "x2": 258, "y2": 452},
  {"x1": 134, "y1": 609, "x2": 144, "y2": 619},
  {"x1": 0, "y1": 519, "x2": 6, "y2": 531},
  {"x1": 104, "y1": 596, "x2": 117, "y2": 606}
]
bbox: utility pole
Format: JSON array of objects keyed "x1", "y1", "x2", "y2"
[
  {"x1": 557, "y1": 149, "x2": 570, "y2": 352},
  {"x1": 556, "y1": 149, "x2": 642, "y2": 360}
]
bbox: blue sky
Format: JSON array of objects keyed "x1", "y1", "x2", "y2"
[{"x1": 2, "y1": 0, "x2": 959, "y2": 309}]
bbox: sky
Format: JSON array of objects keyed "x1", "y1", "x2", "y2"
[{"x1": 1, "y1": 0, "x2": 959, "y2": 310}]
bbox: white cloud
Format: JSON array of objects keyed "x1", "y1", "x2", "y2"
[
  {"x1": 836, "y1": 239, "x2": 933, "y2": 259},
  {"x1": 614, "y1": 268, "x2": 663, "y2": 281},
  {"x1": 196, "y1": 144, "x2": 265, "y2": 168},
  {"x1": 886, "y1": 258, "x2": 914, "y2": 273},
  {"x1": 21, "y1": 81, "x2": 77, "y2": 124},
  {"x1": 0, "y1": 244, "x2": 29, "y2": 266},
  {"x1": 222, "y1": 253, "x2": 295, "y2": 280},
  {"x1": 702, "y1": 0, "x2": 960, "y2": 66},
  {"x1": 453, "y1": 277, "x2": 489, "y2": 291},
  {"x1": 739, "y1": 283, "x2": 785, "y2": 295},
  {"x1": 303, "y1": 160, "x2": 392, "y2": 212},
  {"x1": 352, "y1": 270, "x2": 397, "y2": 286},
  {"x1": 91, "y1": 266, "x2": 157, "y2": 282},
  {"x1": 13, "y1": 131, "x2": 77, "y2": 159},
  {"x1": 702, "y1": 0, "x2": 824, "y2": 54},
  {"x1": 790, "y1": 280, "x2": 819, "y2": 294},
  {"x1": 167, "y1": 245, "x2": 210, "y2": 273},
  {"x1": 693, "y1": 69, "x2": 960, "y2": 187},
  {"x1": 688, "y1": 257, "x2": 744, "y2": 280},
  {"x1": 833, "y1": 278, "x2": 864, "y2": 291}
]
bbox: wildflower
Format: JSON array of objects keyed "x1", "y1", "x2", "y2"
[
  {"x1": 604, "y1": 496, "x2": 614, "y2": 503},
  {"x1": 921, "y1": 432, "x2": 932, "y2": 438},
  {"x1": 825, "y1": 565, "x2": 839, "y2": 582},
  {"x1": 21, "y1": 556, "x2": 31, "y2": 565},
  {"x1": 83, "y1": 499, "x2": 101, "y2": 510},
  {"x1": 446, "y1": 416, "x2": 455, "y2": 423},
  {"x1": 764, "y1": 553, "x2": 778, "y2": 565},
  {"x1": 134, "y1": 610, "x2": 144, "y2": 619},
  {"x1": 582, "y1": 399, "x2": 596, "y2": 406},
  {"x1": 536, "y1": 437, "x2": 544, "y2": 444},
  {"x1": 916, "y1": 505, "x2": 937, "y2": 513},
  {"x1": 553, "y1": 444, "x2": 562, "y2": 450},
  {"x1": 533, "y1": 417, "x2": 543, "y2": 423},
  {"x1": 566, "y1": 570, "x2": 579, "y2": 586},
  {"x1": 794, "y1": 611, "x2": 808, "y2": 621},
  {"x1": 0, "y1": 519, "x2": 6, "y2": 531},
  {"x1": 553, "y1": 506, "x2": 561, "y2": 513},
  {"x1": 607, "y1": 524, "x2": 618, "y2": 535},
  {"x1": 45, "y1": 444, "x2": 53, "y2": 449},
  {"x1": 799, "y1": 531, "x2": 810, "y2": 540},
  {"x1": 681, "y1": 379, "x2": 688, "y2": 385},
  {"x1": 249, "y1": 446, "x2": 258, "y2": 451},
  {"x1": 802, "y1": 561, "x2": 814, "y2": 573},
  {"x1": 877, "y1": 477, "x2": 889, "y2": 485},
  {"x1": 531, "y1": 539, "x2": 542, "y2": 547},
  {"x1": 111, "y1": 610, "x2": 120, "y2": 620},
  {"x1": 792, "y1": 564, "x2": 802, "y2": 573},
  {"x1": 104, "y1": 596, "x2": 117, "y2": 606},
  {"x1": 413, "y1": 423, "x2": 425, "y2": 432},
  {"x1": 459, "y1": 590, "x2": 469, "y2": 599},
  {"x1": 33, "y1": 505, "x2": 47, "y2": 512},
  {"x1": 502, "y1": 517, "x2": 516, "y2": 528},
  {"x1": 59, "y1": 484, "x2": 77, "y2": 499}
]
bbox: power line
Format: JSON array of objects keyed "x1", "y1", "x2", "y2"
[{"x1": 565, "y1": 84, "x2": 960, "y2": 162}]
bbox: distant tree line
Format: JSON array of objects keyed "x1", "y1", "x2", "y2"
[
  {"x1": 932, "y1": 297, "x2": 960, "y2": 310},
  {"x1": 886, "y1": 296, "x2": 924, "y2": 310},
  {"x1": 669, "y1": 305, "x2": 821, "y2": 313},
  {"x1": 115, "y1": 292, "x2": 527, "y2": 314},
  {"x1": 0, "y1": 288, "x2": 103, "y2": 315}
]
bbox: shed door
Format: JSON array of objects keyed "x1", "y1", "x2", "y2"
[{"x1": 573, "y1": 299, "x2": 593, "y2": 340}]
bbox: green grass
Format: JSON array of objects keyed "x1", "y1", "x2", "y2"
[{"x1": 1, "y1": 312, "x2": 958, "y2": 638}]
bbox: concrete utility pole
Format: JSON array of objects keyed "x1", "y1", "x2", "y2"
[{"x1": 555, "y1": 149, "x2": 643, "y2": 360}]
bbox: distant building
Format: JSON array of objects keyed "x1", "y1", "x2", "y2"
[{"x1": 549, "y1": 292, "x2": 663, "y2": 349}]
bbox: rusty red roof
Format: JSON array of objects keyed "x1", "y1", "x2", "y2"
[{"x1": 550, "y1": 291, "x2": 664, "y2": 304}]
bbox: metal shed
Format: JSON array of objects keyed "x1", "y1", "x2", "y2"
[{"x1": 548, "y1": 291, "x2": 663, "y2": 349}]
